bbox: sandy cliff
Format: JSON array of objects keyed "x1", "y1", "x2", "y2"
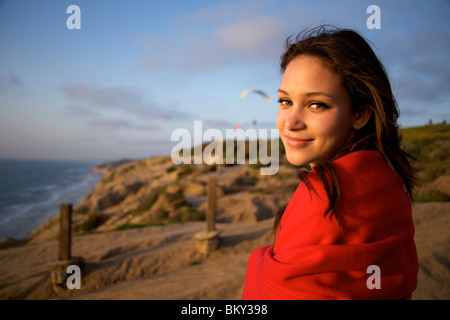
[{"x1": 27, "y1": 155, "x2": 297, "y2": 243}]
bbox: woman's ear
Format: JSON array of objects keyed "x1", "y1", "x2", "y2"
[{"x1": 353, "y1": 106, "x2": 372, "y2": 130}]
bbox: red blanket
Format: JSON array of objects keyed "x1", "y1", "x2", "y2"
[{"x1": 243, "y1": 151, "x2": 418, "y2": 300}]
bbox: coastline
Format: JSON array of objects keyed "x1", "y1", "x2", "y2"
[
  {"x1": 89, "y1": 158, "x2": 134, "y2": 175},
  {"x1": 0, "y1": 159, "x2": 102, "y2": 241}
]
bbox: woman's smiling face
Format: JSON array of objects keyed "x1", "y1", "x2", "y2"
[{"x1": 276, "y1": 55, "x2": 363, "y2": 168}]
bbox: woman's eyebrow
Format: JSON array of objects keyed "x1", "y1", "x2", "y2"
[
  {"x1": 278, "y1": 89, "x2": 335, "y2": 101},
  {"x1": 303, "y1": 92, "x2": 335, "y2": 101},
  {"x1": 277, "y1": 89, "x2": 289, "y2": 95}
]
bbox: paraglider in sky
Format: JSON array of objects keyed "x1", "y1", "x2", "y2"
[
  {"x1": 234, "y1": 124, "x2": 243, "y2": 130},
  {"x1": 238, "y1": 89, "x2": 271, "y2": 104}
]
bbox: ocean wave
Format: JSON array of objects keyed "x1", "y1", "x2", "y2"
[
  {"x1": 26, "y1": 184, "x2": 59, "y2": 192},
  {"x1": 0, "y1": 169, "x2": 101, "y2": 238}
]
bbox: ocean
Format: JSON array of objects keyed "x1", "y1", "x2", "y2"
[{"x1": 0, "y1": 158, "x2": 102, "y2": 239}]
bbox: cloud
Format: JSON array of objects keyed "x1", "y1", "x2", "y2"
[
  {"x1": 0, "y1": 74, "x2": 22, "y2": 92},
  {"x1": 387, "y1": 28, "x2": 450, "y2": 105},
  {"x1": 137, "y1": 3, "x2": 288, "y2": 71},
  {"x1": 202, "y1": 118, "x2": 237, "y2": 131},
  {"x1": 174, "y1": 0, "x2": 276, "y2": 28},
  {"x1": 87, "y1": 118, "x2": 138, "y2": 130},
  {"x1": 61, "y1": 83, "x2": 145, "y2": 111},
  {"x1": 213, "y1": 16, "x2": 287, "y2": 60},
  {"x1": 61, "y1": 83, "x2": 191, "y2": 121},
  {"x1": 64, "y1": 104, "x2": 99, "y2": 117},
  {"x1": 86, "y1": 119, "x2": 160, "y2": 132}
]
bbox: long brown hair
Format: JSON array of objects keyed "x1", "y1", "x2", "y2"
[{"x1": 273, "y1": 25, "x2": 418, "y2": 242}]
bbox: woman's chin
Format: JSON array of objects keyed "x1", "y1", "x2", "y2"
[{"x1": 285, "y1": 154, "x2": 309, "y2": 167}]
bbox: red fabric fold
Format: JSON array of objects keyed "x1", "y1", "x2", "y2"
[{"x1": 243, "y1": 151, "x2": 418, "y2": 300}]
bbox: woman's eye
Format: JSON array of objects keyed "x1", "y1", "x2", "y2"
[
  {"x1": 277, "y1": 98, "x2": 291, "y2": 106},
  {"x1": 309, "y1": 102, "x2": 328, "y2": 110}
]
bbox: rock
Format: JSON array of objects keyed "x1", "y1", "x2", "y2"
[
  {"x1": 97, "y1": 191, "x2": 126, "y2": 211},
  {"x1": 124, "y1": 180, "x2": 144, "y2": 194},
  {"x1": 432, "y1": 175, "x2": 450, "y2": 196},
  {"x1": 47, "y1": 258, "x2": 85, "y2": 295},
  {"x1": 198, "y1": 191, "x2": 291, "y2": 223},
  {"x1": 183, "y1": 180, "x2": 205, "y2": 196},
  {"x1": 193, "y1": 231, "x2": 220, "y2": 258}
]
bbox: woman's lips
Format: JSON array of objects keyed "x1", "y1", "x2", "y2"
[{"x1": 285, "y1": 136, "x2": 313, "y2": 147}]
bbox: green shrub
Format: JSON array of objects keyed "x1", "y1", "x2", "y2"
[
  {"x1": 414, "y1": 190, "x2": 450, "y2": 202},
  {"x1": 134, "y1": 187, "x2": 166, "y2": 214},
  {"x1": 177, "y1": 164, "x2": 195, "y2": 178},
  {"x1": 77, "y1": 212, "x2": 107, "y2": 232},
  {"x1": 113, "y1": 223, "x2": 148, "y2": 231},
  {"x1": 173, "y1": 206, "x2": 205, "y2": 223}
]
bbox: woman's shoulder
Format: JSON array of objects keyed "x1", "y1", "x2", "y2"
[
  {"x1": 332, "y1": 150, "x2": 413, "y2": 241},
  {"x1": 333, "y1": 150, "x2": 386, "y2": 171},
  {"x1": 332, "y1": 150, "x2": 401, "y2": 188},
  {"x1": 303, "y1": 150, "x2": 399, "y2": 201}
]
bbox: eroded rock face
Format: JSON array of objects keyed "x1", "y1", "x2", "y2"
[{"x1": 97, "y1": 191, "x2": 126, "y2": 211}]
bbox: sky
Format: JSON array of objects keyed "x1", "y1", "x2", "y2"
[{"x1": 0, "y1": 0, "x2": 449, "y2": 162}]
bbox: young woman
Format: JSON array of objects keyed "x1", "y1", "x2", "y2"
[{"x1": 242, "y1": 26, "x2": 419, "y2": 300}]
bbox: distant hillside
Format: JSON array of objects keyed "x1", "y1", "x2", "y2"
[
  {"x1": 91, "y1": 158, "x2": 134, "y2": 174},
  {"x1": 401, "y1": 124, "x2": 450, "y2": 201}
]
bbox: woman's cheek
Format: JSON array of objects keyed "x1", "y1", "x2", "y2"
[{"x1": 276, "y1": 107, "x2": 286, "y2": 133}]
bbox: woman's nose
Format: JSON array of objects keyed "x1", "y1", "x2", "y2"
[{"x1": 285, "y1": 108, "x2": 306, "y2": 131}]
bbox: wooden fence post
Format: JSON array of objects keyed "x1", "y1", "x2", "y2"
[
  {"x1": 58, "y1": 203, "x2": 72, "y2": 261},
  {"x1": 207, "y1": 177, "x2": 217, "y2": 232},
  {"x1": 48, "y1": 203, "x2": 85, "y2": 295},
  {"x1": 193, "y1": 175, "x2": 220, "y2": 257}
]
